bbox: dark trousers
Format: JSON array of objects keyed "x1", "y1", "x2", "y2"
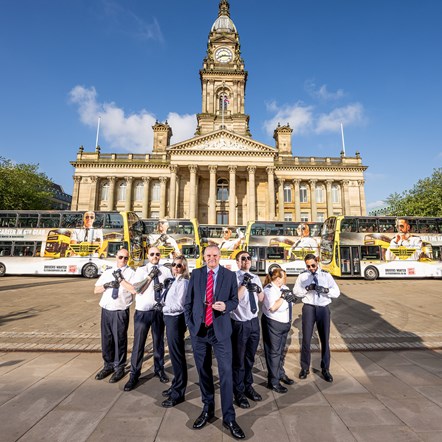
[
  {"x1": 261, "y1": 314, "x2": 290, "y2": 387},
  {"x1": 301, "y1": 303, "x2": 331, "y2": 370},
  {"x1": 130, "y1": 309, "x2": 165, "y2": 377},
  {"x1": 164, "y1": 313, "x2": 187, "y2": 400},
  {"x1": 191, "y1": 325, "x2": 235, "y2": 423},
  {"x1": 231, "y1": 317, "x2": 260, "y2": 396},
  {"x1": 100, "y1": 308, "x2": 130, "y2": 371}
]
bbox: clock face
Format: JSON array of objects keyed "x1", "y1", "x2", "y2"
[{"x1": 215, "y1": 47, "x2": 233, "y2": 63}]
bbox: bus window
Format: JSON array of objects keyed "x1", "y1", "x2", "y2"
[
  {"x1": 358, "y1": 218, "x2": 377, "y2": 233},
  {"x1": 39, "y1": 214, "x2": 61, "y2": 228},
  {"x1": 266, "y1": 247, "x2": 285, "y2": 260},
  {"x1": 417, "y1": 219, "x2": 439, "y2": 234},
  {"x1": 378, "y1": 218, "x2": 396, "y2": 233},
  {"x1": 0, "y1": 213, "x2": 17, "y2": 227},
  {"x1": 405, "y1": 218, "x2": 419, "y2": 233},
  {"x1": 361, "y1": 246, "x2": 382, "y2": 260},
  {"x1": 103, "y1": 212, "x2": 124, "y2": 229},
  {"x1": 0, "y1": 241, "x2": 12, "y2": 256},
  {"x1": 12, "y1": 242, "x2": 36, "y2": 256},
  {"x1": 17, "y1": 214, "x2": 39, "y2": 228},
  {"x1": 341, "y1": 218, "x2": 358, "y2": 232},
  {"x1": 61, "y1": 213, "x2": 84, "y2": 228}
]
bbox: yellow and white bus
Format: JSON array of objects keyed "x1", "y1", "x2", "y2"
[
  {"x1": 142, "y1": 218, "x2": 203, "y2": 271},
  {"x1": 320, "y1": 216, "x2": 442, "y2": 280},
  {"x1": 0, "y1": 210, "x2": 144, "y2": 278},
  {"x1": 199, "y1": 224, "x2": 245, "y2": 259},
  {"x1": 244, "y1": 221, "x2": 323, "y2": 275}
]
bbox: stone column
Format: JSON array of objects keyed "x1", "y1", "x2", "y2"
[
  {"x1": 142, "y1": 177, "x2": 150, "y2": 218},
  {"x1": 124, "y1": 177, "x2": 133, "y2": 211},
  {"x1": 326, "y1": 180, "x2": 333, "y2": 217},
  {"x1": 71, "y1": 176, "x2": 82, "y2": 210},
  {"x1": 107, "y1": 177, "x2": 116, "y2": 211},
  {"x1": 159, "y1": 176, "x2": 167, "y2": 218},
  {"x1": 208, "y1": 165, "x2": 217, "y2": 224},
  {"x1": 267, "y1": 167, "x2": 275, "y2": 220},
  {"x1": 309, "y1": 179, "x2": 317, "y2": 221},
  {"x1": 188, "y1": 165, "x2": 198, "y2": 219},
  {"x1": 358, "y1": 180, "x2": 366, "y2": 215},
  {"x1": 89, "y1": 176, "x2": 98, "y2": 211},
  {"x1": 247, "y1": 166, "x2": 256, "y2": 221},
  {"x1": 169, "y1": 166, "x2": 178, "y2": 218},
  {"x1": 342, "y1": 180, "x2": 350, "y2": 215},
  {"x1": 293, "y1": 179, "x2": 301, "y2": 221},
  {"x1": 278, "y1": 178, "x2": 285, "y2": 221},
  {"x1": 229, "y1": 166, "x2": 237, "y2": 225}
]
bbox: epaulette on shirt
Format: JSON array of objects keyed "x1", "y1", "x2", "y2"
[
  {"x1": 321, "y1": 269, "x2": 329, "y2": 273},
  {"x1": 265, "y1": 283, "x2": 272, "y2": 289},
  {"x1": 301, "y1": 270, "x2": 309, "y2": 274}
]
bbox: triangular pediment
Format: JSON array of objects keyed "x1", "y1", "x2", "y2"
[{"x1": 167, "y1": 130, "x2": 276, "y2": 155}]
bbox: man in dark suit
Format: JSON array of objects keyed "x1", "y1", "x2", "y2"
[{"x1": 184, "y1": 245, "x2": 245, "y2": 439}]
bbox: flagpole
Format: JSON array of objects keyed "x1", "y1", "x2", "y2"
[
  {"x1": 340, "y1": 122, "x2": 346, "y2": 156},
  {"x1": 95, "y1": 116, "x2": 101, "y2": 150}
]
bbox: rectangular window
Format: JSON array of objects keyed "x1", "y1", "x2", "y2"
[
  {"x1": 283, "y1": 185, "x2": 292, "y2": 203},
  {"x1": 217, "y1": 212, "x2": 228, "y2": 224},
  {"x1": 151, "y1": 183, "x2": 160, "y2": 201},
  {"x1": 300, "y1": 186, "x2": 308, "y2": 203},
  {"x1": 134, "y1": 184, "x2": 143, "y2": 201},
  {"x1": 284, "y1": 212, "x2": 293, "y2": 222},
  {"x1": 317, "y1": 212, "x2": 325, "y2": 222},
  {"x1": 301, "y1": 212, "x2": 309, "y2": 222}
]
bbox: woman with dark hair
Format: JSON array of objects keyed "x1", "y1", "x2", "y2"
[
  {"x1": 161, "y1": 256, "x2": 189, "y2": 407},
  {"x1": 261, "y1": 267, "x2": 295, "y2": 393}
]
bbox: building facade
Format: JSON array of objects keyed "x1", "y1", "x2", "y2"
[{"x1": 71, "y1": 0, "x2": 367, "y2": 223}]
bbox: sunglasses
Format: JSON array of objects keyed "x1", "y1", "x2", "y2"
[
  {"x1": 85, "y1": 216, "x2": 94, "y2": 219},
  {"x1": 240, "y1": 256, "x2": 252, "y2": 261},
  {"x1": 149, "y1": 252, "x2": 161, "y2": 257},
  {"x1": 306, "y1": 264, "x2": 317, "y2": 269},
  {"x1": 172, "y1": 263, "x2": 183, "y2": 268},
  {"x1": 117, "y1": 256, "x2": 129, "y2": 260}
]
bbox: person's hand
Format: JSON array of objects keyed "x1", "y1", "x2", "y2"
[
  {"x1": 163, "y1": 278, "x2": 175, "y2": 290},
  {"x1": 241, "y1": 273, "x2": 253, "y2": 286},
  {"x1": 153, "y1": 302, "x2": 163, "y2": 312},
  {"x1": 212, "y1": 301, "x2": 226, "y2": 312},
  {"x1": 304, "y1": 283, "x2": 316, "y2": 291},
  {"x1": 154, "y1": 282, "x2": 163, "y2": 292},
  {"x1": 112, "y1": 269, "x2": 124, "y2": 282},
  {"x1": 316, "y1": 285, "x2": 329, "y2": 294},
  {"x1": 103, "y1": 281, "x2": 119, "y2": 289},
  {"x1": 246, "y1": 282, "x2": 262, "y2": 293}
]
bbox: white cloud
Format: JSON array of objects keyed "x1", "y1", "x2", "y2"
[
  {"x1": 69, "y1": 85, "x2": 196, "y2": 152},
  {"x1": 367, "y1": 200, "x2": 386, "y2": 210},
  {"x1": 263, "y1": 101, "x2": 314, "y2": 136},
  {"x1": 305, "y1": 80, "x2": 345, "y2": 101},
  {"x1": 315, "y1": 103, "x2": 364, "y2": 133}
]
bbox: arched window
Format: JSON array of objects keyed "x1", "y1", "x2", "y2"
[
  {"x1": 100, "y1": 181, "x2": 109, "y2": 201},
  {"x1": 219, "y1": 94, "x2": 229, "y2": 111},
  {"x1": 300, "y1": 184, "x2": 308, "y2": 203},
  {"x1": 134, "y1": 181, "x2": 143, "y2": 201},
  {"x1": 283, "y1": 183, "x2": 292, "y2": 203},
  {"x1": 217, "y1": 178, "x2": 229, "y2": 201},
  {"x1": 151, "y1": 181, "x2": 160, "y2": 201},
  {"x1": 117, "y1": 181, "x2": 126, "y2": 201},
  {"x1": 332, "y1": 184, "x2": 340, "y2": 203},
  {"x1": 315, "y1": 185, "x2": 325, "y2": 203}
]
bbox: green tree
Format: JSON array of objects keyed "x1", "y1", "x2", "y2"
[
  {"x1": 386, "y1": 168, "x2": 442, "y2": 216},
  {"x1": 0, "y1": 157, "x2": 54, "y2": 210}
]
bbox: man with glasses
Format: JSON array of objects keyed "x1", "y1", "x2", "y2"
[
  {"x1": 70, "y1": 211, "x2": 104, "y2": 245},
  {"x1": 288, "y1": 223, "x2": 319, "y2": 258},
  {"x1": 386, "y1": 218, "x2": 423, "y2": 261},
  {"x1": 148, "y1": 219, "x2": 180, "y2": 256},
  {"x1": 94, "y1": 249, "x2": 136, "y2": 383},
  {"x1": 293, "y1": 254, "x2": 340, "y2": 383},
  {"x1": 231, "y1": 251, "x2": 264, "y2": 409},
  {"x1": 124, "y1": 246, "x2": 173, "y2": 391}
]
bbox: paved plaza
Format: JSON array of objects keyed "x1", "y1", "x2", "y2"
[{"x1": 1, "y1": 276, "x2": 442, "y2": 441}]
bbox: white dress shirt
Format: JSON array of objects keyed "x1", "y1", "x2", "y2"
[
  {"x1": 231, "y1": 270, "x2": 262, "y2": 321},
  {"x1": 163, "y1": 276, "x2": 189, "y2": 316},
  {"x1": 262, "y1": 282, "x2": 290, "y2": 323}
]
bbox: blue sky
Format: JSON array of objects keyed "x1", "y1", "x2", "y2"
[{"x1": 1, "y1": 0, "x2": 441, "y2": 210}]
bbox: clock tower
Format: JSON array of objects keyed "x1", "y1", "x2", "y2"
[{"x1": 196, "y1": 0, "x2": 251, "y2": 137}]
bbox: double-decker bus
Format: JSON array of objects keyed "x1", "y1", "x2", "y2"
[
  {"x1": 244, "y1": 221, "x2": 323, "y2": 275},
  {"x1": 199, "y1": 224, "x2": 246, "y2": 259},
  {"x1": 142, "y1": 218, "x2": 203, "y2": 271},
  {"x1": 320, "y1": 216, "x2": 442, "y2": 280},
  {"x1": 0, "y1": 210, "x2": 144, "y2": 278}
]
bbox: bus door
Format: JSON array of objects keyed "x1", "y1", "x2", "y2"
[
  {"x1": 339, "y1": 246, "x2": 361, "y2": 276},
  {"x1": 248, "y1": 246, "x2": 267, "y2": 274}
]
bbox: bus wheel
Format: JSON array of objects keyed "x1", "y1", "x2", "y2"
[
  {"x1": 82, "y1": 263, "x2": 98, "y2": 278},
  {"x1": 364, "y1": 266, "x2": 379, "y2": 281},
  {"x1": 268, "y1": 263, "x2": 281, "y2": 275},
  {"x1": 0, "y1": 262, "x2": 6, "y2": 277}
]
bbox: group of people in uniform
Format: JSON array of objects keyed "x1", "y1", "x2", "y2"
[{"x1": 94, "y1": 244, "x2": 340, "y2": 440}]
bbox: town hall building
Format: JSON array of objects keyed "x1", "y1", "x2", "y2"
[{"x1": 71, "y1": 0, "x2": 367, "y2": 224}]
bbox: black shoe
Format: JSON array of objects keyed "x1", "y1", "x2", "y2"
[
  {"x1": 299, "y1": 369, "x2": 310, "y2": 379},
  {"x1": 95, "y1": 367, "x2": 114, "y2": 380},
  {"x1": 267, "y1": 383, "x2": 288, "y2": 394},
  {"x1": 162, "y1": 387, "x2": 172, "y2": 397},
  {"x1": 234, "y1": 395, "x2": 250, "y2": 409},
  {"x1": 123, "y1": 375, "x2": 139, "y2": 391},
  {"x1": 244, "y1": 387, "x2": 262, "y2": 402},
  {"x1": 109, "y1": 369, "x2": 126, "y2": 383},
  {"x1": 155, "y1": 371, "x2": 170, "y2": 383},
  {"x1": 223, "y1": 420, "x2": 245, "y2": 439},
  {"x1": 322, "y1": 369, "x2": 334, "y2": 383},
  {"x1": 193, "y1": 410, "x2": 214, "y2": 429},
  {"x1": 280, "y1": 374, "x2": 294, "y2": 385},
  {"x1": 161, "y1": 397, "x2": 185, "y2": 408}
]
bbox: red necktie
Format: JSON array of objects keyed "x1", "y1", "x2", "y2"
[{"x1": 205, "y1": 270, "x2": 214, "y2": 326}]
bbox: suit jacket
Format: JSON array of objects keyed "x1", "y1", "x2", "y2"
[{"x1": 184, "y1": 265, "x2": 238, "y2": 341}]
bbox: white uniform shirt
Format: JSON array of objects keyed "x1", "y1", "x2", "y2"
[
  {"x1": 231, "y1": 270, "x2": 262, "y2": 321},
  {"x1": 132, "y1": 263, "x2": 173, "y2": 311},
  {"x1": 95, "y1": 265, "x2": 135, "y2": 311},
  {"x1": 163, "y1": 276, "x2": 189, "y2": 316},
  {"x1": 386, "y1": 235, "x2": 422, "y2": 260},
  {"x1": 293, "y1": 268, "x2": 340, "y2": 307},
  {"x1": 71, "y1": 228, "x2": 104, "y2": 243},
  {"x1": 262, "y1": 282, "x2": 291, "y2": 324}
]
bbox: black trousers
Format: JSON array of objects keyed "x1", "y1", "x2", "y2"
[
  {"x1": 191, "y1": 325, "x2": 235, "y2": 423},
  {"x1": 231, "y1": 317, "x2": 260, "y2": 396},
  {"x1": 301, "y1": 303, "x2": 331, "y2": 370},
  {"x1": 164, "y1": 313, "x2": 187, "y2": 400},
  {"x1": 100, "y1": 308, "x2": 130, "y2": 371},
  {"x1": 129, "y1": 309, "x2": 165, "y2": 377},
  {"x1": 261, "y1": 314, "x2": 290, "y2": 387}
]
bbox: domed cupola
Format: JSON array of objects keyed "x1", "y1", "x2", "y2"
[{"x1": 211, "y1": 0, "x2": 237, "y2": 33}]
